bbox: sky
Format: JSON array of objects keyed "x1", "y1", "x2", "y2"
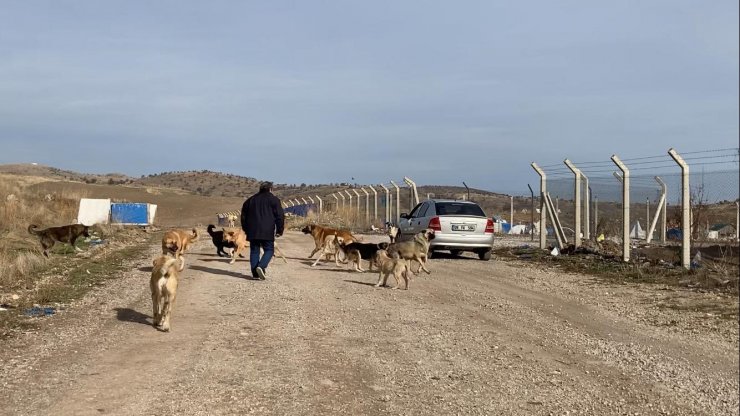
[{"x1": 0, "y1": 1, "x2": 737, "y2": 195}]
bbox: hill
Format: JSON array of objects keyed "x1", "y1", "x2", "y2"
[{"x1": 0, "y1": 163, "x2": 528, "y2": 220}]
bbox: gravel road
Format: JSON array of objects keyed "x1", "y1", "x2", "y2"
[{"x1": 1, "y1": 231, "x2": 737, "y2": 415}]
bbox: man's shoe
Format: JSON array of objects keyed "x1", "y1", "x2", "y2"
[{"x1": 255, "y1": 267, "x2": 266, "y2": 280}]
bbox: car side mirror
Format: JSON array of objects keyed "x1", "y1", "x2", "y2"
[{"x1": 399, "y1": 213, "x2": 410, "y2": 219}]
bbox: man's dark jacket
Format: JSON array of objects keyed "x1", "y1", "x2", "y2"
[{"x1": 240, "y1": 191, "x2": 285, "y2": 241}]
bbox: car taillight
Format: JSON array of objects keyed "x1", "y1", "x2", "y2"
[
  {"x1": 428, "y1": 217, "x2": 442, "y2": 231},
  {"x1": 485, "y1": 219, "x2": 494, "y2": 233}
]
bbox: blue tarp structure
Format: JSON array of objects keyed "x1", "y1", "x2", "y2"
[
  {"x1": 111, "y1": 203, "x2": 150, "y2": 225},
  {"x1": 284, "y1": 204, "x2": 317, "y2": 217},
  {"x1": 500, "y1": 223, "x2": 511, "y2": 233},
  {"x1": 667, "y1": 228, "x2": 682, "y2": 240}
]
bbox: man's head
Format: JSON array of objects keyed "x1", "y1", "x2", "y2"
[{"x1": 259, "y1": 181, "x2": 273, "y2": 193}]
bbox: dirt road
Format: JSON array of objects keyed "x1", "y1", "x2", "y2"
[{"x1": 1, "y1": 231, "x2": 737, "y2": 415}]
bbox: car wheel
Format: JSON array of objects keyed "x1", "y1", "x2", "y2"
[
  {"x1": 429, "y1": 250, "x2": 440, "y2": 259},
  {"x1": 478, "y1": 249, "x2": 492, "y2": 261},
  {"x1": 450, "y1": 249, "x2": 462, "y2": 257}
]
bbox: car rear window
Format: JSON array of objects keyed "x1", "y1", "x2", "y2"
[{"x1": 434, "y1": 202, "x2": 485, "y2": 217}]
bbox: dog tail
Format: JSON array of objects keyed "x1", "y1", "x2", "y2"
[
  {"x1": 28, "y1": 224, "x2": 41, "y2": 235},
  {"x1": 160, "y1": 257, "x2": 179, "y2": 277},
  {"x1": 207, "y1": 224, "x2": 216, "y2": 237},
  {"x1": 190, "y1": 228, "x2": 199, "y2": 241}
]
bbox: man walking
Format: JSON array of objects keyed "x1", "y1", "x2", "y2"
[{"x1": 240, "y1": 181, "x2": 285, "y2": 280}]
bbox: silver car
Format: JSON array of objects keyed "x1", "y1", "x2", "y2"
[{"x1": 397, "y1": 199, "x2": 494, "y2": 260}]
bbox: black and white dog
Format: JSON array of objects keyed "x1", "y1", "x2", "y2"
[
  {"x1": 207, "y1": 224, "x2": 239, "y2": 257},
  {"x1": 336, "y1": 237, "x2": 389, "y2": 272}
]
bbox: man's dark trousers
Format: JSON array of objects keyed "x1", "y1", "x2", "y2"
[{"x1": 249, "y1": 239, "x2": 274, "y2": 277}]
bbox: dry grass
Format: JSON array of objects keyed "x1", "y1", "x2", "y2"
[
  {"x1": 0, "y1": 175, "x2": 88, "y2": 291},
  {"x1": 286, "y1": 207, "x2": 386, "y2": 233}
]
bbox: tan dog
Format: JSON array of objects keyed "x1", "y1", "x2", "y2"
[
  {"x1": 150, "y1": 255, "x2": 184, "y2": 332},
  {"x1": 223, "y1": 229, "x2": 288, "y2": 265},
  {"x1": 161, "y1": 228, "x2": 198, "y2": 271},
  {"x1": 375, "y1": 250, "x2": 410, "y2": 290},
  {"x1": 386, "y1": 229, "x2": 435, "y2": 275},
  {"x1": 311, "y1": 234, "x2": 342, "y2": 267},
  {"x1": 301, "y1": 224, "x2": 356, "y2": 258}
]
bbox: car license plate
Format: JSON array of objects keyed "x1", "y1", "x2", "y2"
[{"x1": 452, "y1": 224, "x2": 475, "y2": 231}]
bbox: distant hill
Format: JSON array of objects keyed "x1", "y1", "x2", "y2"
[{"x1": 0, "y1": 163, "x2": 530, "y2": 220}]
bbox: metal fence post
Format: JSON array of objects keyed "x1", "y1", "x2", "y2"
[
  {"x1": 510, "y1": 196, "x2": 514, "y2": 230},
  {"x1": 668, "y1": 148, "x2": 690, "y2": 269},
  {"x1": 583, "y1": 174, "x2": 590, "y2": 240},
  {"x1": 646, "y1": 177, "x2": 666, "y2": 244},
  {"x1": 368, "y1": 185, "x2": 378, "y2": 222},
  {"x1": 656, "y1": 177, "x2": 667, "y2": 244},
  {"x1": 345, "y1": 190, "x2": 353, "y2": 215},
  {"x1": 403, "y1": 177, "x2": 420, "y2": 207},
  {"x1": 531, "y1": 163, "x2": 547, "y2": 250},
  {"x1": 315, "y1": 195, "x2": 323, "y2": 217},
  {"x1": 332, "y1": 193, "x2": 339, "y2": 212},
  {"x1": 594, "y1": 197, "x2": 598, "y2": 235},
  {"x1": 380, "y1": 184, "x2": 390, "y2": 224},
  {"x1": 352, "y1": 189, "x2": 362, "y2": 223},
  {"x1": 611, "y1": 155, "x2": 630, "y2": 262},
  {"x1": 564, "y1": 159, "x2": 582, "y2": 248},
  {"x1": 339, "y1": 192, "x2": 345, "y2": 209},
  {"x1": 390, "y1": 180, "x2": 401, "y2": 225},
  {"x1": 362, "y1": 187, "x2": 370, "y2": 223},
  {"x1": 527, "y1": 184, "x2": 535, "y2": 241}
]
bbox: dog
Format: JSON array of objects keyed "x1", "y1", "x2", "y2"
[
  {"x1": 150, "y1": 255, "x2": 184, "y2": 332},
  {"x1": 207, "y1": 224, "x2": 238, "y2": 257},
  {"x1": 222, "y1": 229, "x2": 288, "y2": 265},
  {"x1": 301, "y1": 224, "x2": 356, "y2": 258},
  {"x1": 28, "y1": 224, "x2": 91, "y2": 258},
  {"x1": 310, "y1": 234, "x2": 342, "y2": 267},
  {"x1": 335, "y1": 237, "x2": 390, "y2": 272},
  {"x1": 375, "y1": 249, "x2": 411, "y2": 290},
  {"x1": 161, "y1": 228, "x2": 199, "y2": 271},
  {"x1": 386, "y1": 229, "x2": 435, "y2": 275},
  {"x1": 387, "y1": 225, "x2": 400, "y2": 243}
]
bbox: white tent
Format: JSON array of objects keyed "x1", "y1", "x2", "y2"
[
  {"x1": 630, "y1": 221, "x2": 646, "y2": 239},
  {"x1": 509, "y1": 224, "x2": 528, "y2": 235}
]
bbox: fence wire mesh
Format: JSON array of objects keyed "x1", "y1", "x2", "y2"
[{"x1": 537, "y1": 148, "x2": 739, "y2": 246}]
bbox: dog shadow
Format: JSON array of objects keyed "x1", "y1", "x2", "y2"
[
  {"x1": 199, "y1": 258, "x2": 237, "y2": 263},
  {"x1": 189, "y1": 265, "x2": 249, "y2": 279},
  {"x1": 343, "y1": 280, "x2": 377, "y2": 287},
  {"x1": 138, "y1": 266, "x2": 153, "y2": 272},
  {"x1": 114, "y1": 307, "x2": 151, "y2": 326}
]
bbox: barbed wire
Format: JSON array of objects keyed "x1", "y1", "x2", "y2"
[{"x1": 537, "y1": 147, "x2": 739, "y2": 169}]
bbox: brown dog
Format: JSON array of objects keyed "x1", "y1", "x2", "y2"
[
  {"x1": 386, "y1": 229, "x2": 435, "y2": 275},
  {"x1": 150, "y1": 255, "x2": 183, "y2": 332},
  {"x1": 301, "y1": 224, "x2": 356, "y2": 258},
  {"x1": 223, "y1": 229, "x2": 288, "y2": 265},
  {"x1": 28, "y1": 224, "x2": 91, "y2": 257},
  {"x1": 161, "y1": 228, "x2": 199, "y2": 270},
  {"x1": 375, "y1": 250, "x2": 410, "y2": 290}
]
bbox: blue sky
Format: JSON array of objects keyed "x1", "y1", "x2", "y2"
[{"x1": 0, "y1": 1, "x2": 737, "y2": 194}]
